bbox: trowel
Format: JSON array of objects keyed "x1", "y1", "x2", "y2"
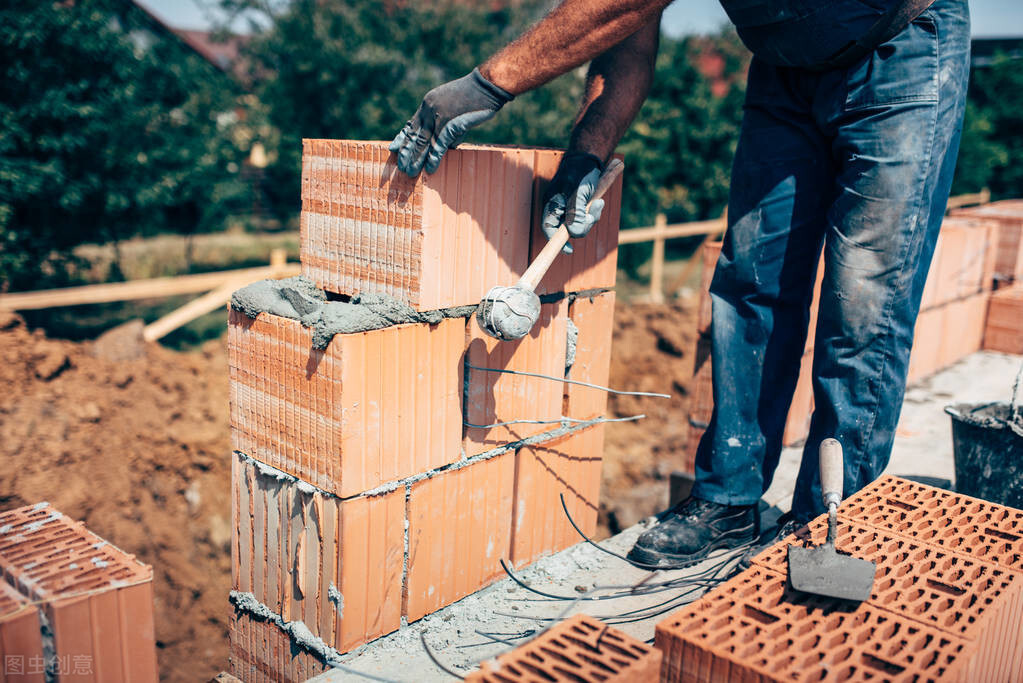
[{"x1": 787, "y1": 438, "x2": 876, "y2": 602}]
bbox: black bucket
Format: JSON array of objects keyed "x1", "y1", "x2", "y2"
[{"x1": 945, "y1": 402, "x2": 1023, "y2": 508}]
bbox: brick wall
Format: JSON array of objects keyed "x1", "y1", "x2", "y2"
[
  {"x1": 0, "y1": 503, "x2": 158, "y2": 682},
  {"x1": 950, "y1": 200, "x2": 1023, "y2": 287},
  {"x1": 229, "y1": 141, "x2": 622, "y2": 679}
]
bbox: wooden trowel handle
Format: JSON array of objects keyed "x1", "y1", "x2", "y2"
[
  {"x1": 819, "y1": 438, "x2": 844, "y2": 509},
  {"x1": 518, "y1": 159, "x2": 625, "y2": 292}
]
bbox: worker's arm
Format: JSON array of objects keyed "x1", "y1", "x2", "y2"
[
  {"x1": 542, "y1": 15, "x2": 660, "y2": 251},
  {"x1": 389, "y1": 0, "x2": 672, "y2": 176}
]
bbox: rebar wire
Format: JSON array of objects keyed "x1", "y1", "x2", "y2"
[
  {"x1": 466, "y1": 364, "x2": 671, "y2": 399},
  {"x1": 420, "y1": 631, "x2": 464, "y2": 679},
  {"x1": 464, "y1": 414, "x2": 646, "y2": 430}
]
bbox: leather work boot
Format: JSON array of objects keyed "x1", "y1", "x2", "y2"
[
  {"x1": 736, "y1": 513, "x2": 806, "y2": 570},
  {"x1": 627, "y1": 496, "x2": 758, "y2": 569}
]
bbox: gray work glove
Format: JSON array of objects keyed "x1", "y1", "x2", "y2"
[
  {"x1": 541, "y1": 151, "x2": 606, "y2": 254},
  {"x1": 389, "y1": 68, "x2": 513, "y2": 176}
]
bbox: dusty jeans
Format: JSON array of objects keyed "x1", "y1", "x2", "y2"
[{"x1": 692, "y1": 0, "x2": 971, "y2": 521}]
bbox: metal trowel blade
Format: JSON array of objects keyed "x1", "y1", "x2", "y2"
[{"x1": 787, "y1": 544, "x2": 876, "y2": 602}]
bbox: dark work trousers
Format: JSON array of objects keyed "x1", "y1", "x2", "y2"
[{"x1": 692, "y1": 0, "x2": 971, "y2": 521}]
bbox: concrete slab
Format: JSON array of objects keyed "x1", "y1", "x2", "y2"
[{"x1": 310, "y1": 351, "x2": 1021, "y2": 682}]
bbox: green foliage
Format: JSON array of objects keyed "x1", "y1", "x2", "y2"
[
  {"x1": 952, "y1": 54, "x2": 1023, "y2": 199},
  {"x1": 0, "y1": 0, "x2": 250, "y2": 291}
]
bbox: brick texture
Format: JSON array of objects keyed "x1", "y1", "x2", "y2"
[
  {"x1": 565, "y1": 292, "x2": 616, "y2": 420},
  {"x1": 0, "y1": 504, "x2": 158, "y2": 683},
  {"x1": 229, "y1": 308, "x2": 464, "y2": 497},
  {"x1": 0, "y1": 580, "x2": 44, "y2": 683},
  {"x1": 464, "y1": 301, "x2": 569, "y2": 457},
  {"x1": 983, "y1": 285, "x2": 1023, "y2": 355},
  {"x1": 465, "y1": 613, "x2": 661, "y2": 683},
  {"x1": 406, "y1": 454, "x2": 515, "y2": 622},
  {"x1": 529, "y1": 150, "x2": 622, "y2": 296},
  {"x1": 950, "y1": 200, "x2": 1023, "y2": 285},
  {"x1": 229, "y1": 611, "x2": 329, "y2": 683},
  {"x1": 510, "y1": 424, "x2": 605, "y2": 568},
  {"x1": 656, "y1": 565, "x2": 972, "y2": 683}
]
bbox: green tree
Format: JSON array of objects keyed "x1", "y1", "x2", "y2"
[{"x1": 0, "y1": 0, "x2": 250, "y2": 291}]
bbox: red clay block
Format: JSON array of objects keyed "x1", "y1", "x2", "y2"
[
  {"x1": 983, "y1": 285, "x2": 1023, "y2": 355},
  {"x1": 229, "y1": 610, "x2": 330, "y2": 683},
  {"x1": 464, "y1": 300, "x2": 569, "y2": 457},
  {"x1": 0, "y1": 581, "x2": 44, "y2": 683},
  {"x1": 231, "y1": 453, "x2": 404, "y2": 653},
  {"x1": 529, "y1": 150, "x2": 621, "y2": 297},
  {"x1": 933, "y1": 222, "x2": 970, "y2": 306},
  {"x1": 300, "y1": 140, "x2": 535, "y2": 310},
  {"x1": 750, "y1": 515, "x2": 1023, "y2": 678},
  {"x1": 951, "y1": 200, "x2": 1023, "y2": 285},
  {"x1": 682, "y1": 335, "x2": 713, "y2": 474},
  {"x1": 0, "y1": 504, "x2": 157, "y2": 683},
  {"x1": 697, "y1": 241, "x2": 721, "y2": 337},
  {"x1": 907, "y1": 304, "x2": 944, "y2": 383},
  {"x1": 465, "y1": 613, "x2": 661, "y2": 683},
  {"x1": 565, "y1": 291, "x2": 616, "y2": 420},
  {"x1": 656, "y1": 565, "x2": 972, "y2": 683},
  {"x1": 510, "y1": 424, "x2": 605, "y2": 569},
  {"x1": 406, "y1": 454, "x2": 515, "y2": 622},
  {"x1": 229, "y1": 308, "x2": 464, "y2": 497},
  {"x1": 839, "y1": 475, "x2": 1023, "y2": 571},
  {"x1": 782, "y1": 349, "x2": 814, "y2": 447}
]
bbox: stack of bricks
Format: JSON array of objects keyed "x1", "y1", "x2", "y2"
[
  {"x1": 684, "y1": 212, "x2": 1001, "y2": 472},
  {"x1": 983, "y1": 285, "x2": 1023, "y2": 355},
  {"x1": 0, "y1": 503, "x2": 158, "y2": 682},
  {"x1": 656, "y1": 475, "x2": 1023, "y2": 682},
  {"x1": 950, "y1": 199, "x2": 1023, "y2": 288},
  {"x1": 464, "y1": 613, "x2": 662, "y2": 682},
  {"x1": 228, "y1": 141, "x2": 623, "y2": 680}
]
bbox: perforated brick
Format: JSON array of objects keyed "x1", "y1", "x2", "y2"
[
  {"x1": 564, "y1": 291, "x2": 616, "y2": 421},
  {"x1": 229, "y1": 610, "x2": 329, "y2": 683},
  {"x1": 656, "y1": 565, "x2": 971, "y2": 683},
  {"x1": 510, "y1": 424, "x2": 605, "y2": 569},
  {"x1": 229, "y1": 308, "x2": 464, "y2": 496},
  {"x1": 300, "y1": 140, "x2": 535, "y2": 310},
  {"x1": 231, "y1": 452, "x2": 404, "y2": 653},
  {"x1": 0, "y1": 580, "x2": 44, "y2": 683},
  {"x1": 0, "y1": 503, "x2": 157, "y2": 682},
  {"x1": 839, "y1": 475, "x2": 1023, "y2": 570},
  {"x1": 464, "y1": 300, "x2": 569, "y2": 457},
  {"x1": 465, "y1": 613, "x2": 661, "y2": 682},
  {"x1": 406, "y1": 454, "x2": 515, "y2": 622}
]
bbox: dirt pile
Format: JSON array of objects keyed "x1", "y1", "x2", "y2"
[
  {"x1": 0, "y1": 312, "x2": 231, "y2": 682},
  {"x1": 601, "y1": 299, "x2": 698, "y2": 533}
]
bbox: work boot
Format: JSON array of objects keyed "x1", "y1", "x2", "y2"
[
  {"x1": 627, "y1": 496, "x2": 758, "y2": 569},
  {"x1": 736, "y1": 513, "x2": 807, "y2": 570}
]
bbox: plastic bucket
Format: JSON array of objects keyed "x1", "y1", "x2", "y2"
[{"x1": 945, "y1": 402, "x2": 1023, "y2": 508}]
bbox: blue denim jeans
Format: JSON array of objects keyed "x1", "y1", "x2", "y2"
[{"x1": 692, "y1": 0, "x2": 971, "y2": 521}]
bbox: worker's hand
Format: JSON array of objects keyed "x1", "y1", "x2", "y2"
[
  {"x1": 389, "y1": 68, "x2": 513, "y2": 176},
  {"x1": 541, "y1": 151, "x2": 606, "y2": 254}
]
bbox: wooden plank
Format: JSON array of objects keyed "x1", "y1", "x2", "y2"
[
  {"x1": 618, "y1": 218, "x2": 726, "y2": 244},
  {"x1": 142, "y1": 277, "x2": 252, "y2": 342},
  {"x1": 946, "y1": 188, "x2": 991, "y2": 211},
  {"x1": 649, "y1": 214, "x2": 667, "y2": 303},
  {"x1": 0, "y1": 264, "x2": 299, "y2": 311}
]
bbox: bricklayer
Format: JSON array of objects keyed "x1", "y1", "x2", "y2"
[
  {"x1": 564, "y1": 291, "x2": 615, "y2": 420},
  {"x1": 0, "y1": 580, "x2": 44, "y2": 683},
  {"x1": 510, "y1": 424, "x2": 605, "y2": 569},
  {"x1": 465, "y1": 613, "x2": 661, "y2": 683},
  {"x1": 406, "y1": 453, "x2": 515, "y2": 622},
  {"x1": 300, "y1": 141, "x2": 621, "y2": 310},
  {"x1": 950, "y1": 200, "x2": 1023, "y2": 283},
  {"x1": 229, "y1": 610, "x2": 330, "y2": 683},
  {"x1": 464, "y1": 300, "x2": 569, "y2": 457},
  {"x1": 229, "y1": 308, "x2": 464, "y2": 497},
  {"x1": 528, "y1": 150, "x2": 621, "y2": 296},
  {"x1": 839, "y1": 475, "x2": 1023, "y2": 570},
  {"x1": 656, "y1": 565, "x2": 972, "y2": 683},
  {"x1": 231, "y1": 452, "x2": 404, "y2": 653},
  {"x1": 0, "y1": 504, "x2": 157, "y2": 682},
  {"x1": 750, "y1": 516, "x2": 1023, "y2": 657}
]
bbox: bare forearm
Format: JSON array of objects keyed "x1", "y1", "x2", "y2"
[
  {"x1": 480, "y1": 0, "x2": 671, "y2": 95},
  {"x1": 569, "y1": 17, "x2": 660, "y2": 162}
]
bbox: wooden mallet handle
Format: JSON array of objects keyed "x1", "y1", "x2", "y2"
[{"x1": 518, "y1": 159, "x2": 624, "y2": 292}]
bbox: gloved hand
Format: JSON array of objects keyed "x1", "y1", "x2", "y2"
[
  {"x1": 389, "y1": 68, "x2": 513, "y2": 176},
  {"x1": 541, "y1": 151, "x2": 606, "y2": 254}
]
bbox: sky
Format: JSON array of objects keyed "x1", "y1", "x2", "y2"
[{"x1": 137, "y1": 0, "x2": 1023, "y2": 38}]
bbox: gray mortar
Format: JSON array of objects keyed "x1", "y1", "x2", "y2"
[
  {"x1": 230, "y1": 591, "x2": 345, "y2": 669},
  {"x1": 328, "y1": 584, "x2": 344, "y2": 618},
  {"x1": 38, "y1": 608, "x2": 56, "y2": 683},
  {"x1": 565, "y1": 318, "x2": 578, "y2": 375},
  {"x1": 231, "y1": 276, "x2": 476, "y2": 350}
]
